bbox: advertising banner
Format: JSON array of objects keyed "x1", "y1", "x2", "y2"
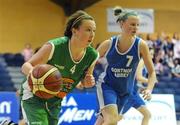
[
  {"x1": 118, "y1": 94, "x2": 177, "y2": 125},
  {"x1": 0, "y1": 92, "x2": 19, "y2": 123},
  {"x1": 0, "y1": 92, "x2": 176, "y2": 125},
  {"x1": 58, "y1": 93, "x2": 98, "y2": 125}
]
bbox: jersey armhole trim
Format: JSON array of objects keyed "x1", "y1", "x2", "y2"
[
  {"x1": 104, "y1": 39, "x2": 113, "y2": 57},
  {"x1": 138, "y1": 38, "x2": 141, "y2": 60},
  {"x1": 93, "y1": 52, "x2": 100, "y2": 65},
  {"x1": 48, "y1": 42, "x2": 55, "y2": 60}
]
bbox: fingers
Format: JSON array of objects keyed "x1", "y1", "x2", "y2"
[
  {"x1": 83, "y1": 74, "x2": 95, "y2": 88},
  {"x1": 143, "y1": 93, "x2": 151, "y2": 100},
  {"x1": 142, "y1": 89, "x2": 152, "y2": 101},
  {"x1": 146, "y1": 95, "x2": 152, "y2": 101}
]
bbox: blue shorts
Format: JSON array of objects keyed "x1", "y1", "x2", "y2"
[
  {"x1": 121, "y1": 92, "x2": 145, "y2": 114},
  {"x1": 96, "y1": 82, "x2": 145, "y2": 114}
]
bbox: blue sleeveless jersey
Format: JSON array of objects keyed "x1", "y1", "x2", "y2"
[{"x1": 102, "y1": 36, "x2": 141, "y2": 96}]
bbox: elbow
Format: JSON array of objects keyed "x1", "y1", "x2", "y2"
[
  {"x1": 21, "y1": 62, "x2": 27, "y2": 74},
  {"x1": 136, "y1": 74, "x2": 143, "y2": 81},
  {"x1": 149, "y1": 68, "x2": 156, "y2": 76},
  {"x1": 136, "y1": 76, "x2": 141, "y2": 81},
  {"x1": 21, "y1": 62, "x2": 32, "y2": 75},
  {"x1": 151, "y1": 70, "x2": 157, "y2": 76}
]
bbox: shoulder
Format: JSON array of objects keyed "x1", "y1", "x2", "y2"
[
  {"x1": 139, "y1": 38, "x2": 149, "y2": 52},
  {"x1": 48, "y1": 36, "x2": 69, "y2": 46},
  {"x1": 138, "y1": 37, "x2": 147, "y2": 47},
  {"x1": 47, "y1": 37, "x2": 69, "y2": 60},
  {"x1": 97, "y1": 39, "x2": 112, "y2": 57},
  {"x1": 87, "y1": 46, "x2": 99, "y2": 58}
]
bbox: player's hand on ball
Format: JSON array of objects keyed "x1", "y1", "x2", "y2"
[
  {"x1": 28, "y1": 64, "x2": 62, "y2": 99},
  {"x1": 82, "y1": 74, "x2": 95, "y2": 88},
  {"x1": 142, "y1": 89, "x2": 152, "y2": 101}
]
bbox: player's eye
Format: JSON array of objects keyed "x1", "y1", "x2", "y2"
[{"x1": 86, "y1": 28, "x2": 91, "y2": 32}]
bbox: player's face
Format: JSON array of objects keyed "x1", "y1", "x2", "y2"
[
  {"x1": 75, "y1": 20, "x2": 96, "y2": 46},
  {"x1": 121, "y1": 16, "x2": 139, "y2": 36}
]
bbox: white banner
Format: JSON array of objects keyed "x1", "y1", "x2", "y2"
[
  {"x1": 107, "y1": 8, "x2": 154, "y2": 33},
  {"x1": 118, "y1": 94, "x2": 177, "y2": 125}
]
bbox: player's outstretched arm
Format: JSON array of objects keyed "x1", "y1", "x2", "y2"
[
  {"x1": 81, "y1": 55, "x2": 98, "y2": 88},
  {"x1": 21, "y1": 43, "x2": 52, "y2": 75},
  {"x1": 140, "y1": 40, "x2": 157, "y2": 100}
]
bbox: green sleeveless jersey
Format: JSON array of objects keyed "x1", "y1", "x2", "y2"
[
  {"x1": 21, "y1": 36, "x2": 98, "y2": 101},
  {"x1": 47, "y1": 36, "x2": 98, "y2": 97}
]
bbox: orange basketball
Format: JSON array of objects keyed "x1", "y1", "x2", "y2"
[{"x1": 28, "y1": 64, "x2": 62, "y2": 99}]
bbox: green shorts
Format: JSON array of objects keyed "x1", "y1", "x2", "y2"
[{"x1": 21, "y1": 96, "x2": 62, "y2": 125}]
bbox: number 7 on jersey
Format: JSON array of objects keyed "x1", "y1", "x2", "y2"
[{"x1": 126, "y1": 55, "x2": 133, "y2": 67}]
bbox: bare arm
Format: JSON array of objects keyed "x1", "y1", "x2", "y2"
[
  {"x1": 139, "y1": 40, "x2": 157, "y2": 100},
  {"x1": 81, "y1": 52, "x2": 99, "y2": 88},
  {"x1": 76, "y1": 82, "x2": 84, "y2": 90},
  {"x1": 97, "y1": 39, "x2": 111, "y2": 57},
  {"x1": 86, "y1": 54, "x2": 99, "y2": 75},
  {"x1": 81, "y1": 39, "x2": 111, "y2": 88},
  {"x1": 136, "y1": 59, "x2": 148, "y2": 83},
  {"x1": 140, "y1": 40, "x2": 157, "y2": 91},
  {"x1": 172, "y1": 72, "x2": 180, "y2": 78},
  {"x1": 21, "y1": 43, "x2": 52, "y2": 75}
]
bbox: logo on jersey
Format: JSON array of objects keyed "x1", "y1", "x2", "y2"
[
  {"x1": 55, "y1": 64, "x2": 65, "y2": 70},
  {"x1": 111, "y1": 68, "x2": 132, "y2": 77},
  {"x1": 60, "y1": 78, "x2": 75, "y2": 93},
  {"x1": 110, "y1": 55, "x2": 134, "y2": 78}
]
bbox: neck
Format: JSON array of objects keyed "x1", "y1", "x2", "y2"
[
  {"x1": 69, "y1": 38, "x2": 86, "y2": 62},
  {"x1": 70, "y1": 37, "x2": 85, "y2": 52},
  {"x1": 120, "y1": 33, "x2": 135, "y2": 43}
]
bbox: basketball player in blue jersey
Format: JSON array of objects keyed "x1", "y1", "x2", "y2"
[
  {"x1": 118, "y1": 47, "x2": 155, "y2": 125},
  {"x1": 95, "y1": 7, "x2": 157, "y2": 125}
]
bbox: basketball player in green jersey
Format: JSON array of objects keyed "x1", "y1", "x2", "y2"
[{"x1": 20, "y1": 10, "x2": 98, "y2": 125}]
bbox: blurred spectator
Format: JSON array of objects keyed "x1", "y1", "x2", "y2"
[
  {"x1": 171, "y1": 58, "x2": 180, "y2": 78},
  {"x1": 154, "y1": 58, "x2": 164, "y2": 76},
  {"x1": 146, "y1": 34, "x2": 154, "y2": 48},
  {"x1": 154, "y1": 32, "x2": 165, "y2": 50},
  {"x1": 163, "y1": 36, "x2": 174, "y2": 54},
  {"x1": 21, "y1": 43, "x2": 33, "y2": 62},
  {"x1": 172, "y1": 32, "x2": 179, "y2": 44},
  {"x1": 164, "y1": 50, "x2": 175, "y2": 69},
  {"x1": 155, "y1": 48, "x2": 165, "y2": 64},
  {"x1": 172, "y1": 33, "x2": 180, "y2": 59}
]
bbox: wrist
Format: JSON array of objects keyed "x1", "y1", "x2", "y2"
[
  {"x1": 29, "y1": 68, "x2": 33, "y2": 74},
  {"x1": 146, "y1": 89, "x2": 152, "y2": 94}
]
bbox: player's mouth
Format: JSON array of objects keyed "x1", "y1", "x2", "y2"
[
  {"x1": 132, "y1": 31, "x2": 136, "y2": 34},
  {"x1": 88, "y1": 40, "x2": 92, "y2": 43}
]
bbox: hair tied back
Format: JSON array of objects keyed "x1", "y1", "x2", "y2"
[{"x1": 113, "y1": 6, "x2": 123, "y2": 16}]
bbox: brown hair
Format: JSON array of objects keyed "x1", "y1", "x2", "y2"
[{"x1": 64, "y1": 10, "x2": 94, "y2": 38}]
